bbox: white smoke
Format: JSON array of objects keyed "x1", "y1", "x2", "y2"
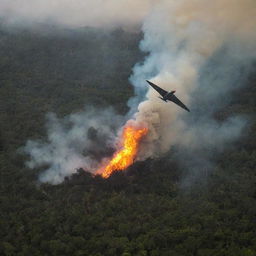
[
  {"x1": 130, "y1": 0, "x2": 256, "y2": 161},
  {"x1": 24, "y1": 108, "x2": 123, "y2": 184}
]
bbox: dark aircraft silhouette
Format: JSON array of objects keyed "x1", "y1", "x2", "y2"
[{"x1": 146, "y1": 80, "x2": 190, "y2": 112}]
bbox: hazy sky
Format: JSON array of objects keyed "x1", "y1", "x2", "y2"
[{"x1": 1, "y1": 0, "x2": 156, "y2": 28}]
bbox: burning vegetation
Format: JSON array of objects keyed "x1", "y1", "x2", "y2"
[{"x1": 97, "y1": 125, "x2": 148, "y2": 178}]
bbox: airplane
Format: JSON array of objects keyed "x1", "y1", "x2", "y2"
[{"x1": 146, "y1": 80, "x2": 190, "y2": 112}]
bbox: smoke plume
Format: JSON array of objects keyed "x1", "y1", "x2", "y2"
[
  {"x1": 22, "y1": 0, "x2": 256, "y2": 183},
  {"x1": 130, "y1": 0, "x2": 256, "y2": 161},
  {"x1": 24, "y1": 108, "x2": 123, "y2": 184}
]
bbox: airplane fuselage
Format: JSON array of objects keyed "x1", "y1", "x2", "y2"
[{"x1": 160, "y1": 91, "x2": 175, "y2": 102}]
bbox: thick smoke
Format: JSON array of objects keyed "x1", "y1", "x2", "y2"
[
  {"x1": 130, "y1": 0, "x2": 256, "y2": 163},
  {"x1": 24, "y1": 108, "x2": 123, "y2": 184},
  {"x1": 1, "y1": 0, "x2": 154, "y2": 28}
]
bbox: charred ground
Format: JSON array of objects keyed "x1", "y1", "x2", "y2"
[{"x1": 0, "y1": 26, "x2": 256, "y2": 256}]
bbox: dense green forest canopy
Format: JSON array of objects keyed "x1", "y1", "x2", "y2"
[{"x1": 0, "y1": 26, "x2": 255, "y2": 256}]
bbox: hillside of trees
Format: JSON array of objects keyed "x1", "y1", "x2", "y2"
[{"x1": 0, "y1": 26, "x2": 255, "y2": 256}]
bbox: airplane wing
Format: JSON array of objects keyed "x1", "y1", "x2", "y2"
[
  {"x1": 146, "y1": 80, "x2": 167, "y2": 97},
  {"x1": 168, "y1": 94, "x2": 190, "y2": 112}
]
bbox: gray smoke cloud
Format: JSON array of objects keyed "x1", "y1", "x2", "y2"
[
  {"x1": 1, "y1": 0, "x2": 155, "y2": 28},
  {"x1": 24, "y1": 108, "x2": 123, "y2": 184},
  {"x1": 23, "y1": 0, "x2": 256, "y2": 183}
]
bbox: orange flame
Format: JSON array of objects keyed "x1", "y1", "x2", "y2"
[{"x1": 97, "y1": 125, "x2": 148, "y2": 178}]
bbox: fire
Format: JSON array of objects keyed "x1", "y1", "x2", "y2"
[{"x1": 98, "y1": 125, "x2": 148, "y2": 178}]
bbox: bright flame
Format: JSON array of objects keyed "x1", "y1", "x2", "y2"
[{"x1": 98, "y1": 125, "x2": 148, "y2": 178}]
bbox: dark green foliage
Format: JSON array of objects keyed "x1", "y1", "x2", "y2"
[{"x1": 0, "y1": 26, "x2": 256, "y2": 255}]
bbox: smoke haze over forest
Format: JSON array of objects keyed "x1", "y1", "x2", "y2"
[{"x1": 1, "y1": 0, "x2": 154, "y2": 28}]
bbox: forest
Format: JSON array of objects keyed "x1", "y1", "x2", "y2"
[{"x1": 0, "y1": 25, "x2": 256, "y2": 256}]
